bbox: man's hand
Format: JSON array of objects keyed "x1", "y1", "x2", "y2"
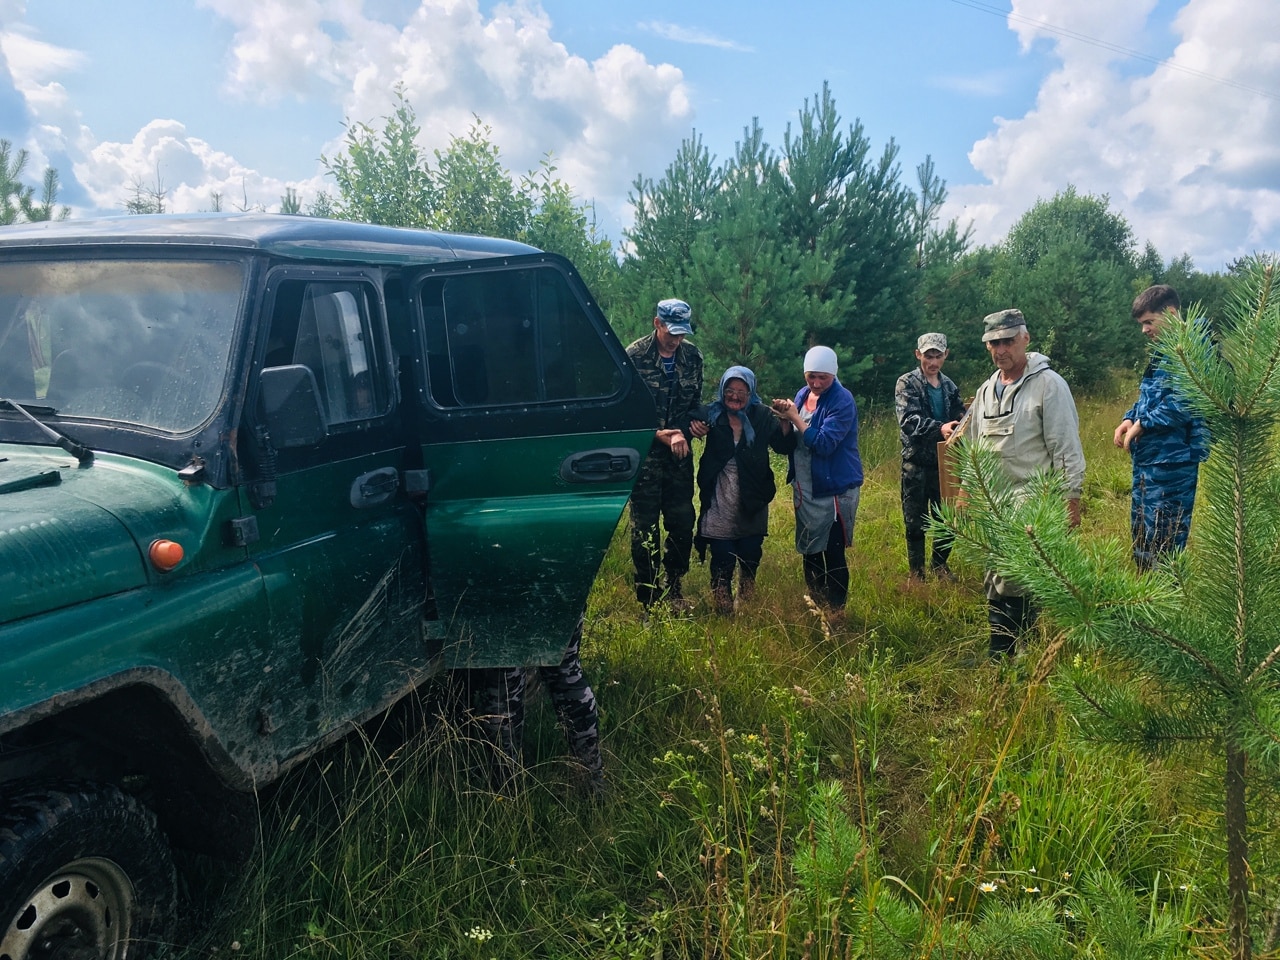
[
  {"x1": 689, "y1": 419, "x2": 709, "y2": 439},
  {"x1": 658, "y1": 428, "x2": 690, "y2": 459},
  {"x1": 1121, "y1": 420, "x2": 1144, "y2": 452},
  {"x1": 941, "y1": 419, "x2": 960, "y2": 441},
  {"x1": 1113, "y1": 418, "x2": 1134, "y2": 448}
]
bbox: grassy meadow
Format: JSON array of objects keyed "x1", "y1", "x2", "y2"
[{"x1": 177, "y1": 383, "x2": 1278, "y2": 959}]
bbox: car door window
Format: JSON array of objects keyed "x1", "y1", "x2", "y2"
[
  {"x1": 420, "y1": 267, "x2": 622, "y2": 409},
  {"x1": 265, "y1": 279, "x2": 387, "y2": 428}
]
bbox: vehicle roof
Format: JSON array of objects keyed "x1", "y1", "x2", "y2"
[{"x1": 0, "y1": 213, "x2": 541, "y2": 265}]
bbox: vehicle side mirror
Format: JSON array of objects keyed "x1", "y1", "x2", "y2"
[{"x1": 259, "y1": 365, "x2": 327, "y2": 448}]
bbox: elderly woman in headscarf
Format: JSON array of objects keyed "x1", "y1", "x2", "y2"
[
  {"x1": 696, "y1": 365, "x2": 795, "y2": 615},
  {"x1": 771, "y1": 346, "x2": 864, "y2": 622}
]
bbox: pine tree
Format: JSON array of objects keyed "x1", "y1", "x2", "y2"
[
  {"x1": 993, "y1": 186, "x2": 1142, "y2": 389},
  {"x1": 777, "y1": 83, "x2": 917, "y2": 399},
  {"x1": 938, "y1": 256, "x2": 1280, "y2": 959},
  {"x1": 620, "y1": 131, "x2": 720, "y2": 341},
  {"x1": 686, "y1": 120, "x2": 850, "y2": 392},
  {"x1": 19, "y1": 167, "x2": 69, "y2": 222}
]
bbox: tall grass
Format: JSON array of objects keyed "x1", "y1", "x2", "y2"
[{"x1": 177, "y1": 388, "x2": 1259, "y2": 958}]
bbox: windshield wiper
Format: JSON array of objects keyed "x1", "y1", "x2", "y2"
[{"x1": 0, "y1": 398, "x2": 94, "y2": 465}]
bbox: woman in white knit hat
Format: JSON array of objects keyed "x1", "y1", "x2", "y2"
[{"x1": 771, "y1": 346, "x2": 864, "y2": 622}]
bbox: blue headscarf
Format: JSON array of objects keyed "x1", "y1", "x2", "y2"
[{"x1": 706, "y1": 364, "x2": 760, "y2": 446}]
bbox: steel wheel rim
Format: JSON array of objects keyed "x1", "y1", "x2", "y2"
[{"x1": 0, "y1": 857, "x2": 134, "y2": 960}]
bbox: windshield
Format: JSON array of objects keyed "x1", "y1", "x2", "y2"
[{"x1": 0, "y1": 258, "x2": 244, "y2": 433}]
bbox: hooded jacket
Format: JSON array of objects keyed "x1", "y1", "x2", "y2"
[{"x1": 971, "y1": 352, "x2": 1085, "y2": 499}]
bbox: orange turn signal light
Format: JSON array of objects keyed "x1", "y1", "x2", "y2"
[{"x1": 149, "y1": 539, "x2": 184, "y2": 572}]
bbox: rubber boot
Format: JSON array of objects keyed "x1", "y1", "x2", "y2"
[
  {"x1": 666, "y1": 575, "x2": 693, "y2": 613},
  {"x1": 907, "y1": 533, "x2": 927, "y2": 583},
  {"x1": 988, "y1": 596, "x2": 1020, "y2": 660},
  {"x1": 712, "y1": 581, "x2": 734, "y2": 616}
]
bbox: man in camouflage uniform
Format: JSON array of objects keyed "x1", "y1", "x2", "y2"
[
  {"x1": 895, "y1": 332, "x2": 966, "y2": 583},
  {"x1": 626, "y1": 298, "x2": 704, "y2": 609},
  {"x1": 1113, "y1": 285, "x2": 1209, "y2": 571},
  {"x1": 471, "y1": 617, "x2": 603, "y2": 791}
]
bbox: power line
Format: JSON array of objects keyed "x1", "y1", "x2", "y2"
[{"x1": 949, "y1": 0, "x2": 1280, "y2": 103}]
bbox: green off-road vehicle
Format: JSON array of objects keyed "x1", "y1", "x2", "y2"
[{"x1": 0, "y1": 214, "x2": 655, "y2": 958}]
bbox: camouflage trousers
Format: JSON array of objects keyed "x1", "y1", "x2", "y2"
[
  {"x1": 1132, "y1": 461, "x2": 1199, "y2": 572},
  {"x1": 629, "y1": 451, "x2": 695, "y2": 604},
  {"x1": 471, "y1": 618, "x2": 602, "y2": 781},
  {"x1": 901, "y1": 461, "x2": 952, "y2": 574}
]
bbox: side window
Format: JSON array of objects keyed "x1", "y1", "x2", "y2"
[
  {"x1": 420, "y1": 267, "x2": 622, "y2": 409},
  {"x1": 265, "y1": 279, "x2": 387, "y2": 427}
]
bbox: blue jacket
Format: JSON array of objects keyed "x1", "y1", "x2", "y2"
[
  {"x1": 1123, "y1": 355, "x2": 1209, "y2": 467},
  {"x1": 787, "y1": 379, "x2": 863, "y2": 496}
]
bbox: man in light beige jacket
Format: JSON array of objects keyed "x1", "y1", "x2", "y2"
[{"x1": 970, "y1": 308, "x2": 1085, "y2": 659}]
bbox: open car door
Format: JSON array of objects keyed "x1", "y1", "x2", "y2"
[{"x1": 407, "y1": 254, "x2": 655, "y2": 667}]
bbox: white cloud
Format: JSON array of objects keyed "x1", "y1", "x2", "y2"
[
  {"x1": 0, "y1": 0, "x2": 691, "y2": 226},
  {"x1": 0, "y1": 28, "x2": 85, "y2": 86},
  {"x1": 76, "y1": 118, "x2": 308, "y2": 213},
  {"x1": 0, "y1": 11, "x2": 88, "y2": 172},
  {"x1": 197, "y1": 0, "x2": 694, "y2": 227},
  {"x1": 944, "y1": 0, "x2": 1280, "y2": 271},
  {"x1": 638, "y1": 21, "x2": 752, "y2": 53}
]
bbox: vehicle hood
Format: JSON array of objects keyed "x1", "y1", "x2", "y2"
[{"x1": 0, "y1": 450, "x2": 151, "y2": 624}]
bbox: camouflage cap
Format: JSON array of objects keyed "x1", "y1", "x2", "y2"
[
  {"x1": 981, "y1": 308, "x2": 1027, "y2": 342},
  {"x1": 655, "y1": 298, "x2": 693, "y2": 336},
  {"x1": 917, "y1": 332, "x2": 948, "y2": 353}
]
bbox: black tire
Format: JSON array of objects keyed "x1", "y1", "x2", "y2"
[{"x1": 0, "y1": 783, "x2": 177, "y2": 960}]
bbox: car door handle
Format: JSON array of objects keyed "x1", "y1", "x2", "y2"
[
  {"x1": 559, "y1": 448, "x2": 641, "y2": 484},
  {"x1": 351, "y1": 467, "x2": 399, "y2": 507}
]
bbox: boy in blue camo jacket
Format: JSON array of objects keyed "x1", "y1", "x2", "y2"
[{"x1": 1113, "y1": 285, "x2": 1209, "y2": 571}]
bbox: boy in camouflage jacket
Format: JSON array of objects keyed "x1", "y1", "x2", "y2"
[{"x1": 894, "y1": 333, "x2": 966, "y2": 581}]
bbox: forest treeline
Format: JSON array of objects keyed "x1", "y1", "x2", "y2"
[
  {"x1": 6, "y1": 83, "x2": 1249, "y2": 402},
  {"x1": 304, "y1": 83, "x2": 1242, "y2": 401}
]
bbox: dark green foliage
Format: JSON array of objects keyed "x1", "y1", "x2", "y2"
[
  {"x1": 778, "y1": 83, "x2": 919, "y2": 398},
  {"x1": 525, "y1": 168, "x2": 622, "y2": 314},
  {"x1": 278, "y1": 187, "x2": 302, "y2": 215},
  {"x1": 625, "y1": 133, "x2": 719, "y2": 277},
  {"x1": 305, "y1": 191, "x2": 336, "y2": 218},
  {"x1": 320, "y1": 90, "x2": 618, "y2": 305},
  {"x1": 0, "y1": 140, "x2": 69, "y2": 223},
  {"x1": 918, "y1": 245, "x2": 1004, "y2": 390},
  {"x1": 623, "y1": 84, "x2": 920, "y2": 399},
  {"x1": 992, "y1": 186, "x2": 1144, "y2": 390},
  {"x1": 322, "y1": 87, "x2": 437, "y2": 228},
  {"x1": 1003, "y1": 185, "x2": 1136, "y2": 271},
  {"x1": 685, "y1": 120, "x2": 853, "y2": 392},
  {"x1": 431, "y1": 117, "x2": 533, "y2": 238},
  {"x1": 618, "y1": 132, "x2": 720, "y2": 343},
  {"x1": 317, "y1": 87, "x2": 1237, "y2": 406},
  {"x1": 1074, "y1": 870, "x2": 1188, "y2": 958}
]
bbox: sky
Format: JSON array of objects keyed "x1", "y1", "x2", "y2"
[{"x1": 1, "y1": 0, "x2": 1277, "y2": 272}]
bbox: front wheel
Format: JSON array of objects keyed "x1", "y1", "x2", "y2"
[{"x1": 0, "y1": 783, "x2": 177, "y2": 959}]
